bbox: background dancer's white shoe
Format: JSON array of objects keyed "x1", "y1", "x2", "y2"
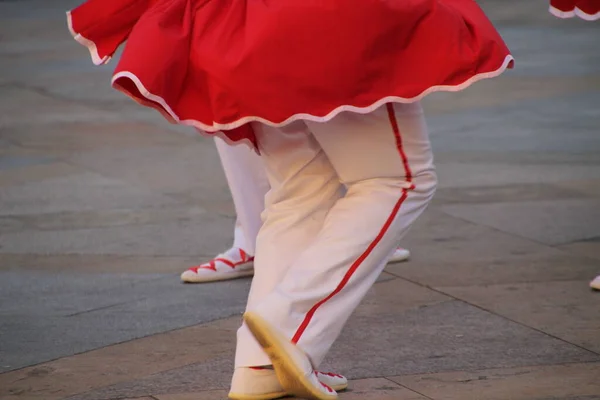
[
  {"x1": 389, "y1": 247, "x2": 411, "y2": 263},
  {"x1": 180, "y1": 247, "x2": 254, "y2": 283}
]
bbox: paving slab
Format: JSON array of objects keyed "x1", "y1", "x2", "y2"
[
  {"x1": 0, "y1": 254, "x2": 200, "y2": 274},
  {"x1": 0, "y1": 86, "x2": 124, "y2": 126},
  {"x1": 433, "y1": 162, "x2": 600, "y2": 190},
  {"x1": 0, "y1": 206, "x2": 208, "y2": 234},
  {"x1": 0, "y1": 271, "x2": 250, "y2": 372},
  {"x1": 558, "y1": 239, "x2": 600, "y2": 261},
  {"x1": 351, "y1": 275, "x2": 449, "y2": 317},
  {"x1": 0, "y1": 316, "x2": 240, "y2": 400},
  {"x1": 35, "y1": 279, "x2": 444, "y2": 399},
  {"x1": 496, "y1": 25, "x2": 600, "y2": 78},
  {"x1": 387, "y1": 249, "x2": 599, "y2": 288},
  {"x1": 1, "y1": 0, "x2": 600, "y2": 399},
  {"x1": 35, "y1": 279, "x2": 600, "y2": 400},
  {"x1": 427, "y1": 92, "x2": 600, "y2": 154},
  {"x1": 431, "y1": 150, "x2": 600, "y2": 168},
  {"x1": 0, "y1": 171, "x2": 179, "y2": 217},
  {"x1": 555, "y1": 179, "x2": 600, "y2": 198},
  {"x1": 442, "y1": 199, "x2": 600, "y2": 246},
  {"x1": 0, "y1": 162, "x2": 80, "y2": 188},
  {"x1": 431, "y1": 182, "x2": 593, "y2": 206},
  {"x1": 391, "y1": 362, "x2": 600, "y2": 400},
  {"x1": 67, "y1": 143, "x2": 230, "y2": 199},
  {"x1": 0, "y1": 155, "x2": 54, "y2": 171},
  {"x1": 6, "y1": 275, "x2": 597, "y2": 399},
  {"x1": 0, "y1": 216, "x2": 235, "y2": 255},
  {"x1": 335, "y1": 378, "x2": 428, "y2": 400},
  {"x1": 325, "y1": 299, "x2": 598, "y2": 380},
  {"x1": 0, "y1": 269, "x2": 394, "y2": 378},
  {"x1": 384, "y1": 209, "x2": 599, "y2": 287},
  {"x1": 0, "y1": 121, "x2": 196, "y2": 156},
  {"x1": 67, "y1": 356, "x2": 236, "y2": 400},
  {"x1": 422, "y1": 74, "x2": 600, "y2": 118},
  {"x1": 440, "y1": 280, "x2": 600, "y2": 354}
]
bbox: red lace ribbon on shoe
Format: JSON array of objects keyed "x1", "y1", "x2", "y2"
[
  {"x1": 189, "y1": 249, "x2": 253, "y2": 273},
  {"x1": 317, "y1": 371, "x2": 344, "y2": 378},
  {"x1": 320, "y1": 382, "x2": 335, "y2": 393}
]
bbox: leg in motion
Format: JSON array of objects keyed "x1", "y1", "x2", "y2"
[
  {"x1": 229, "y1": 122, "x2": 346, "y2": 399},
  {"x1": 245, "y1": 103, "x2": 437, "y2": 399}
]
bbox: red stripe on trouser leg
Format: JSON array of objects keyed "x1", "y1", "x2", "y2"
[
  {"x1": 291, "y1": 103, "x2": 413, "y2": 344},
  {"x1": 386, "y1": 104, "x2": 413, "y2": 183}
]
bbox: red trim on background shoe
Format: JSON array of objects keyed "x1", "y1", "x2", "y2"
[
  {"x1": 188, "y1": 251, "x2": 254, "y2": 273},
  {"x1": 318, "y1": 371, "x2": 344, "y2": 378},
  {"x1": 291, "y1": 103, "x2": 413, "y2": 343},
  {"x1": 321, "y1": 382, "x2": 334, "y2": 393},
  {"x1": 239, "y1": 248, "x2": 250, "y2": 262}
]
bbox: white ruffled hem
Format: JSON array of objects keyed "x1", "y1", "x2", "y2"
[
  {"x1": 549, "y1": 5, "x2": 600, "y2": 21},
  {"x1": 66, "y1": 11, "x2": 112, "y2": 66},
  {"x1": 111, "y1": 54, "x2": 514, "y2": 134}
]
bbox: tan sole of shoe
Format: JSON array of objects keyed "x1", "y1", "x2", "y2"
[
  {"x1": 228, "y1": 390, "x2": 288, "y2": 400},
  {"x1": 228, "y1": 379, "x2": 345, "y2": 399},
  {"x1": 228, "y1": 381, "x2": 344, "y2": 399},
  {"x1": 243, "y1": 312, "x2": 337, "y2": 400},
  {"x1": 328, "y1": 382, "x2": 348, "y2": 392},
  {"x1": 181, "y1": 268, "x2": 254, "y2": 283}
]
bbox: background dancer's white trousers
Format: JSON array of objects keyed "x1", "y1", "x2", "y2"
[{"x1": 214, "y1": 136, "x2": 269, "y2": 256}]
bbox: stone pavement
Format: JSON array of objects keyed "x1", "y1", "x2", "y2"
[{"x1": 0, "y1": 0, "x2": 599, "y2": 399}]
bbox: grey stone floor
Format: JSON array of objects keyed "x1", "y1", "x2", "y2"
[{"x1": 0, "y1": 0, "x2": 599, "y2": 399}]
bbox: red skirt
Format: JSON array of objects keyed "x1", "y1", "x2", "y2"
[
  {"x1": 67, "y1": 0, "x2": 513, "y2": 147},
  {"x1": 549, "y1": 0, "x2": 600, "y2": 20}
]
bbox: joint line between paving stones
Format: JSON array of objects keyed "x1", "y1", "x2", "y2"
[
  {"x1": 379, "y1": 359, "x2": 600, "y2": 380},
  {"x1": 0, "y1": 312, "x2": 242, "y2": 375},
  {"x1": 64, "y1": 301, "x2": 130, "y2": 317},
  {"x1": 383, "y1": 376, "x2": 436, "y2": 400},
  {"x1": 383, "y1": 271, "x2": 600, "y2": 357},
  {"x1": 6, "y1": 81, "x2": 127, "y2": 112},
  {"x1": 560, "y1": 235, "x2": 600, "y2": 246},
  {"x1": 57, "y1": 158, "x2": 221, "y2": 213},
  {"x1": 437, "y1": 210, "x2": 600, "y2": 264}
]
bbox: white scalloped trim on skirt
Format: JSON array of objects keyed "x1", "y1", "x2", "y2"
[
  {"x1": 111, "y1": 54, "x2": 514, "y2": 135},
  {"x1": 549, "y1": 5, "x2": 600, "y2": 20},
  {"x1": 66, "y1": 11, "x2": 112, "y2": 66}
]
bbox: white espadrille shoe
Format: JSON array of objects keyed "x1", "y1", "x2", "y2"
[
  {"x1": 388, "y1": 247, "x2": 410, "y2": 263},
  {"x1": 243, "y1": 312, "x2": 338, "y2": 400},
  {"x1": 180, "y1": 247, "x2": 254, "y2": 283}
]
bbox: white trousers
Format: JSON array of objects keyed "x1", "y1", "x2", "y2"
[
  {"x1": 234, "y1": 102, "x2": 437, "y2": 368},
  {"x1": 214, "y1": 137, "x2": 270, "y2": 256}
]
